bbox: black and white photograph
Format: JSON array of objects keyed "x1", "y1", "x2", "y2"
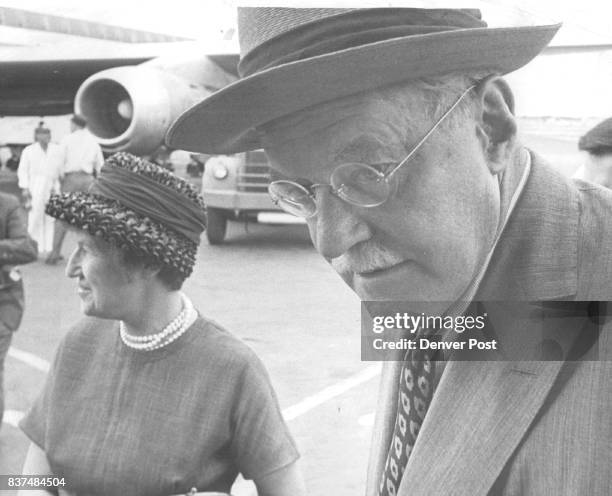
[{"x1": 0, "y1": 1, "x2": 611, "y2": 495}]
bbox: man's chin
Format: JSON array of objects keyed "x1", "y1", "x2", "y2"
[
  {"x1": 352, "y1": 277, "x2": 414, "y2": 301},
  {"x1": 342, "y1": 264, "x2": 464, "y2": 307}
]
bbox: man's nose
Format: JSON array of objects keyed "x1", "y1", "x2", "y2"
[{"x1": 309, "y1": 188, "x2": 371, "y2": 259}]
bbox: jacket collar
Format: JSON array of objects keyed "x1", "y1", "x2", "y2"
[{"x1": 476, "y1": 149, "x2": 579, "y2": 300}]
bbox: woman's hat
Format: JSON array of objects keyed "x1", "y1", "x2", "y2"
[
  {"x1": 46, "y1": 153, "x2": 207, "y2": 277},
  {"x1": 166, "y1": 7, "x2": 561, "y2": 154}
]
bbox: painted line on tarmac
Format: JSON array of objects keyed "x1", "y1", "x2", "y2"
[
  {"x1": 281, "y1": 364, "x2": 381, "y2": 421},
  {"x1": 358, "y1": 412, "x2": 376, "y2": 427},
  {"x1": 2, "y1": 349, "x2": 48, "y2": 426},
  {"x1": 8, "y1": 347, "x2": 50, "y2": 373}
]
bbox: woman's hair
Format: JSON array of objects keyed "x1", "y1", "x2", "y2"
[
  {"x1": 84, "y1": 231, "x2": 186, "y2": 291},
  {"x1": 121, "y1": 248, "x2": 186, "y2": 291}
]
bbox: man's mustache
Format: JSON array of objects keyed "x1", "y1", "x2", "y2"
[{"x1": 330, "y1": 240, "x2": 405, "y2": 275}]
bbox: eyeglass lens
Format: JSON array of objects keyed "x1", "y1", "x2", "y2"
[
  {"x1": 268, "y1": 180, "x2": 317, "y2": 218},
  {"x1": 330, "y1": 162, "x2": 390, "y2": 207}
]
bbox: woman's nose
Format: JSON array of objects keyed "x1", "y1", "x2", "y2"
[{"x1": 65, "y1": 248, "x2": 82, "y2": 278}]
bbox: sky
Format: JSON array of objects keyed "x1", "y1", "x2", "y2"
[
  {"x1": 0, "y1": 1, "x2": 237, "y2": 41},
  {"x1": 0, "y1": 0, "x2": 611, "y2": 44}
]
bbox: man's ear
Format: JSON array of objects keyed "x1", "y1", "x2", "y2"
[{"x1": 474, "y1": 75, "x2": 517, "y2": 174}]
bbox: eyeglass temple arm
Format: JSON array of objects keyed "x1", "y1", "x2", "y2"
[{"x1": 384, "y1": 84, "x2": 476, "y2": 178}]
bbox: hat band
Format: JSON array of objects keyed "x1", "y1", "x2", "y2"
[
  {"x1": 238, "y1": 8, "x2": 486, "y2": 77},
  {"x1": 90, "y1": 165, "x2": 206, "y2": 243}
]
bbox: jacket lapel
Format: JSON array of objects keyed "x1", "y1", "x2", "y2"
[{"x1": 397, "y1": 359, "x2": 565, "y2": 495}]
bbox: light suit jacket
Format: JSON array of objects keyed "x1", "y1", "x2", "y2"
[{"x1": 366, "y1": 151, "x2": 612, "y2": 496}]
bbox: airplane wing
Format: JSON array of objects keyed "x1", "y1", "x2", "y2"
[
  {"x1": 0, "y1": 6, "x2": 238, "y2": 120},
  {"x1": 0, "y1": 42, "x2": 238, "y2": 116},
  {"x1": 1, "y1": 44, "x2": 156, "y2": 116}
]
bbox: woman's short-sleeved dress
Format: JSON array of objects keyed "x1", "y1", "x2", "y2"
[{"x1": 20, "y1": 315, "x2": 299, "y2": 496}]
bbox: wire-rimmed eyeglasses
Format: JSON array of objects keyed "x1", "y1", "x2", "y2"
[{"x1": 268, "y1": 85, "x2": 475, "y2": 219}]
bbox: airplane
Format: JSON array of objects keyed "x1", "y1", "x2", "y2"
[{"x1": 0, "y1": 6, "x2": 239, "y2": 155}]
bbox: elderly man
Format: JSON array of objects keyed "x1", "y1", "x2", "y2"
[{"x1": 168, "y1": 7, "x2": 612, "y2": 496}]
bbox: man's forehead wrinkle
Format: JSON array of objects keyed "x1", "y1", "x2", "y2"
[
  {"x1": 332, "y1": 133, "x2": 397, "y2": 164},
  {"x1": 331, "y1": 114, "x2": 409, "y2": 164}
]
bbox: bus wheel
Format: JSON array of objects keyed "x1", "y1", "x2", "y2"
[{"x1": 206, "y1": 207, "x2": 227, "y2": 245}]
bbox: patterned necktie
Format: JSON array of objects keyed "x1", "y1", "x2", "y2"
[{"x1": 378, "y1": 344, "x2": 436, "y2": 496}]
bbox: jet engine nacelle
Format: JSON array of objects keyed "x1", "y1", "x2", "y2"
[{"x1": 75, "y1": 53, "x2": 236, "y2": 155}]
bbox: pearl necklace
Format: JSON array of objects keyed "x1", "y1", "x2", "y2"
[{"x1": 120, "y1": 293, "x2": 198, "y2": 351}]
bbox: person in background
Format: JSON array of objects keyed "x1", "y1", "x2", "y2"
[
  {"x1": 18, "y1": 152, "x2": 305, "y2": 496},
  {"x1": 574, "y1": 117, "x2": 612, "y2": 188},
  {"x1": 17, "y1": 124, "x2": 61, "y2": 255},
  {"x1": 6, "y1": 147, "x2": 21, "y2": 173},
  {"x1": 187, "y1": 153, "x2": 207, "y2": 178},
  {"x1": 0, "y1": 191, "x2": 37, "y2": 430},
  {"x1": 46, "y1": 115, "x2": 104, "y2": 265},
  {"x1": 0, "y1": 144, "x2": 11, "y2": 169}
]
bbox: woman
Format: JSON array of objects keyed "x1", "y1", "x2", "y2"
[{"x1": 18, "y1": 153, "x2": 305, "y2": 496}]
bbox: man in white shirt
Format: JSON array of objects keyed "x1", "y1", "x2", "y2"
[
  {"x1": 17, "y1": 125, "x2": 62, "y2": 254},
  {"x1": 46, "y1": 115, "x2": 104, "y2": 264}
]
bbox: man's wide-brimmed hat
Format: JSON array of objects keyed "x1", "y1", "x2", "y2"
[
  {"x1": 167, "y1": 7, "x2": 560, "y2": 154},
  {"x1": 46, "y1": 153, "x2": 207, "y2": 278}
]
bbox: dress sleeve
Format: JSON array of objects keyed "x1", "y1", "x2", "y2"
[{"x1": 230, "y1": 353, "x2": 300, "y2": 481}]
